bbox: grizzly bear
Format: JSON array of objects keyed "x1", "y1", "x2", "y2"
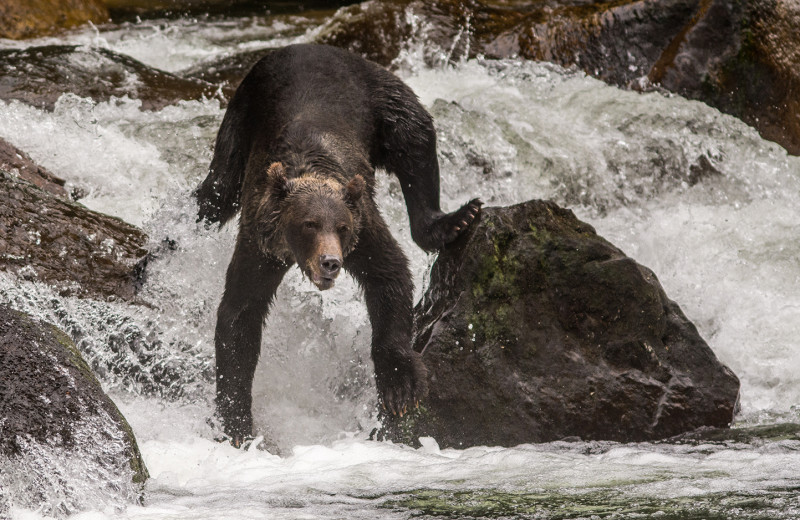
[{"x1": 195, "y1": 43, "x2": 481, "y2": 446}]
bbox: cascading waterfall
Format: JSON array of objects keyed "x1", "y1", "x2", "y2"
[{"x1": 1, "y1": 12, "x2": 799, "y2": 520}]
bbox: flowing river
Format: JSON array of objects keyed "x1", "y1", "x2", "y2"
[{"x1": 1, "y1": 8, "x2": 799, "y2": 520}]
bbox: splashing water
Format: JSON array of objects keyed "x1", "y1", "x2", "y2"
[{"x1": 1, "y1": 14, "x2": 799, "y2": 520}]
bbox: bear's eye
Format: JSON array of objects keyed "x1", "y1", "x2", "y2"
[
  {"x1": 337, "y1": 224, "x2": 350, "y2": 235},
  {"x1": 303, "y1": 221, "x2": 319, "y2": 230}
]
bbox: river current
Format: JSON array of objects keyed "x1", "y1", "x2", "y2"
[{"x1": 1, "y1": 10, "x2": 799, "y2": 520}]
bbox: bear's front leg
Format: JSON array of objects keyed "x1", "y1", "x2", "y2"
[
  {"x1": 215, "y1": 238, "x2": 288, "y2": 446},
  {"x1": 344, "y1": 214, "x2": 428, "y2": 415}
]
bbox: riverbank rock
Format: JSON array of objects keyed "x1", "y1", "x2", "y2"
[
  {"x1": 381, "y1": 201, "x2": 739, "y2": 447},
  {"x1": 0, "y1": 137, "x2": 68, "y2": 198},
  {"x1": 0, "y1": 305, "x2": 148, "y2": 515},
  {"x1": 315, "y1": 0, "x2": 705, "y2": 71},
  {"x1": 655, "y1": 0, "x2": 800, "y2": 155},
  {"x1": 0, "y1": 166, "x2": 148, "y2": 300},
  {"x1": 0, "y1": 45, "x2": 220, "y2": 112},
  {"x1": 315, "y1": 0, "x2": 800, "y2": 155},
  {"x1": 0, "y1": 0, "x2": 108, "y2": 40},
  {"x1": 315, "y1": 0, "x2": 411, "y2": 68}
]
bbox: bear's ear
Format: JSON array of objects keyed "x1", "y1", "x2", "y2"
[
  {"x1": 344, "y1": 175, "x2": 365, "y2": 205},
  {"x1": 266, "y1": 162, "x2": 290, "y2": 200}
]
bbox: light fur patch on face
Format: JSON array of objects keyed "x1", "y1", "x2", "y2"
[{"x1": 291, "y1": 173, "x2": 343, "y2": 194}]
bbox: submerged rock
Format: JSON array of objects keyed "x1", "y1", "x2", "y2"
[
  {"x1": 0, "y1": 305, "x2": 148, "y2": 515},
  {"x1": 0, "y1": 166, "x2": 149, "y2": 301},
  {"x1": 0, "y1": 45, "x2": 220, "y2": 111},
  {"x1": 316, "y1": 0, "x2": 800, "y2": 155},
  {"x1": 382, "y1": 200, "x2": 739, "y2": 447},
  {"x1": 0, "y1": 0, "x2": 108, "y2": 40},
  {"x1": 671, "y1": 423, "x2": 800, "y2": 445}
]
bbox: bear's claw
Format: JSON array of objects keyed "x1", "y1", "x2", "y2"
[
  {"x1": 214, "y1": 433, "x2": 252, "y2": 449},
  {"x1": 413, "y1": 198, "x2": 483, "y2": 252},
  {"x1": 375, "y1": 348, "x2": 428, "y2": 418},
  {"x1": 436, "y1": 198, "x2": 483, "y2": 247}
]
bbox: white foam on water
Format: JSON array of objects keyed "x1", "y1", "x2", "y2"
[{"x1": 8, "y1": 396, "x2": 791, "y2": 520}]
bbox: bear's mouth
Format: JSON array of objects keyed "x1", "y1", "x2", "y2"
[{"x1": 310, "y1": 271, "x2": 336, "y2": 291}]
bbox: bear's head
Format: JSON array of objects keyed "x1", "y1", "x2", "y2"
[{"x1": 255, "y1": 162, "x2": 365, "y2": 290}]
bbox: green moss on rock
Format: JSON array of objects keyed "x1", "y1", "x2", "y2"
[{"x1": 383, "y1": 487, "x2": 794, "y2": 519}]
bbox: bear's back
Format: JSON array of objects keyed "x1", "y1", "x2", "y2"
[{"x1": 243, "y1": 44, "x2": 391, "y2": 126}]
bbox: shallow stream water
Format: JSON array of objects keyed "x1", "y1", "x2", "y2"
[{"x1": 1, "y1": 9, "x2": 799, "y2": 520}]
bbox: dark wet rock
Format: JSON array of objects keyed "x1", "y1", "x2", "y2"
[
  {"x1": 316, "y1": 0, "x2": 800, "y2": 155},
  {"x1": 655, "y1": 0, "x2": 800, "y2": 155},
  {"x1": 315, "y1": 0, "x2": 413, "y2": 68},
  {"x1": 0, "y1": 149, "x2": 209, "y2": 400},
  {"x1": 381, "y1": 200, "x2": 739, "y2": 447},
  {"x1": 0, "y1": 0, "x2": 108, "y2": 40},
  {"x1": 0, "y1": 45, "x2": 220, "y2": 112},
  {"x1": 0, "y1": 167, "x2": 149, "y2": 301},
  {"x1": 315, "y1": 0, "x2": 698, "y2": 73},
  {"x1": 0, "y1": 137, "x2": 68, "y2": 198},
  {"x1": 0, "y1": 305, "x2": 147, "y2": 514}
]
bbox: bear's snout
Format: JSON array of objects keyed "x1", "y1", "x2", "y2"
[
  {"x1": 311, "y1": 253, "x2": 341, "y2": 290},
  {"x1": 305, "y1": 233, "x2": 344, "y2": 290},
  {"x1": 320, "y1": 254, "x2": 342, "y2": 277}
]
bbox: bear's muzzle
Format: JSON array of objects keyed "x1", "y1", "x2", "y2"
[
  {"x1": 311, "y1": 254, "x2": 341, "y2": 290},
  {"x1": 306, "y1": 233, "x2": 343, "y2": 290}
]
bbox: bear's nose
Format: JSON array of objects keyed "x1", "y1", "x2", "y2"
[{"x1": 320, "y1": 255, "x2": 342, "y2": 277}]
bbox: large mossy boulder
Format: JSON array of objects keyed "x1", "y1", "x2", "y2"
[
  {"x1": 383, "y1": 201, "x2": 739, "y2": 447},
  {"x1": 0, "y1": 305, "x2": 147, "y2": 515}
]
